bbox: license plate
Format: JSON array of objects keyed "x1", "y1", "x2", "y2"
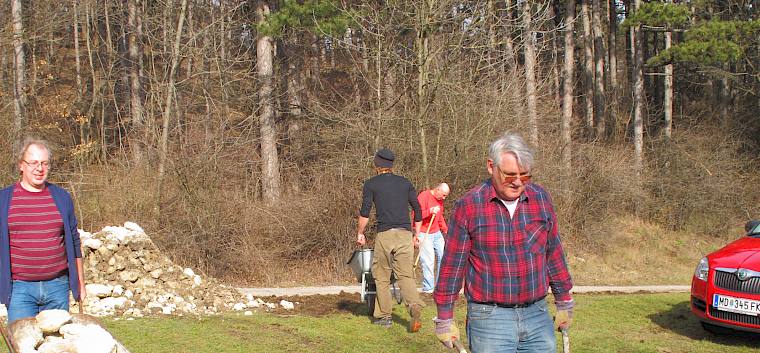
[{"x1": 713, "y1": 294, "x2": 760, "y2": 316}]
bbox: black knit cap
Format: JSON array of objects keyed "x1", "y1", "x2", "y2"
[{"x1": 374, "y1": 148, "x2": 395, "y2": 168}]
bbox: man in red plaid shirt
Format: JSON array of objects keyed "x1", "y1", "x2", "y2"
[{"x1": 433, "y1": 132, "x2": 573, "y2": 353}]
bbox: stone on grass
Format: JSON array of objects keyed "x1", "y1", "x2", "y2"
[{"x1": 36, "y1": 309, "x2": 72, "y2": 333}]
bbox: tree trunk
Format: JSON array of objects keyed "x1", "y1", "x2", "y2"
[
  {"x1": 632, "y1": 0, "x2": 645, "y2": 174},
  {"x1": 607, "y1": 0, "x2": 619, "y2": 136},
  {"x1": 592, "y1": 0, "x2": 606, "y2": 138},
  {"x1": 663, "y1": 31, "x2": 673, "y2": 140},
  {"x1": 561, "y1": 0, "x2": 576, "y2": 171},
  {"x1": 286, "y1": 63, "x2": 304, "y2": 193},
  {"x1": 74, "y1": 0, "x2": 83, "y2": 99},
  {"x1": 415, "y1": 0, "x2": 432, "y2": 188},
  {"x1": 157, "y1": 0, "x2": 189, "y2": 216},
  {"x1": 522, "y1": 1, "x2": 539, "y2": 146},
  {"x1": 256, "y1": 1, "x2": 282, "y2": 204},
  {"x1": 128, "y1": 0, "x2": 145, "y2": 165},
  {"x1": 501, "y1": 0, "x2": 516, "y2": 68},
  {"x1": 12, "y1": 0, "x2": 27, "y2": 143},
  {"x1": 581, "y1": 0, "x2": 594, "y2": 137}
]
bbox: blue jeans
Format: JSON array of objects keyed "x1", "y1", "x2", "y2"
[
  {"x1": 8, "y1": 275, "x2": 70, "y2": 325},
  {"x1": 466, "y1": 298, "x2": 556, "y2": 353},
  {"x1": 419, "y1": 231, "x2": 445, "y2": 292}
]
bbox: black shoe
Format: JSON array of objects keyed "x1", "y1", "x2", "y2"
[{"x1": 373, "y1": 317, "x2": 392, "y2": 328}]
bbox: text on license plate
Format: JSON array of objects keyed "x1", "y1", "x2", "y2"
[{"x1": 713, "y1": 294, "x2": 760, "y2": 316}]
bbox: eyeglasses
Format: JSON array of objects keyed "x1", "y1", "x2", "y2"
[
  {"x1": 24, "y1": 160, "x2": 50, "y2": 170},
  {"x1": 495, "y1": 165, "x2": 531, "y2": 184}
]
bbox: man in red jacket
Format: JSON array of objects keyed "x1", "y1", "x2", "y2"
[{"x1": 416, "y1": 183, "x2": 449, "y2": 293}]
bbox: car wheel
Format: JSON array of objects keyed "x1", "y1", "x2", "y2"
[{"x1": 701, "y1": 322, "x2": 735, "y2": 335}]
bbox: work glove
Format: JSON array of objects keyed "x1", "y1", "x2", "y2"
[
  {"x1": 357, "y1": 233, "x2": 366, "y2": 246},
  {"x1": 433, "y1": 317, "x2": 461, "y2": 349},
  {"x1": 554, "y1": 299, "x2": 574, "y2": 331},
  {"x1": 430, "y1": 206, "x2": 441, "y2": 214}
]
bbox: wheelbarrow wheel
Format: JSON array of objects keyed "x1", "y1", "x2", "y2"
[
  {"x1": 392, "y1": 282, "x2": 402, "y2": 304},
  {"x1": 366, "y1": 293, "x2": 376, "y2": 317}
]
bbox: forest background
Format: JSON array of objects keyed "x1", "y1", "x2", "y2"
[{"x1": 0, "y1": 0, "x2": 759, "y2": 287}]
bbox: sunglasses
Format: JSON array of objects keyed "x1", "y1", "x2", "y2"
[{"x1": 495, "y1": 165, "x2": 532, "y2": 184}]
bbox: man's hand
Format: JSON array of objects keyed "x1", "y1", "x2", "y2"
[
  {"x1": 554, "y1": 308, "x2": 573, "y2": 331},
  {"x1": 430, "y1": 206, "x2": 441, "y2": 214},
  {"x1": 434, "y1": 318, "x2": 460, "y2": 349},
  {"x1": 413, "y1": 234, "x2": 421, "y2": 248},
  {"x1": 357, "y1": 233, "x2": 366, "y2": 246}
]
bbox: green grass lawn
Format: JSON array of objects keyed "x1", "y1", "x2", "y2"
[{"x1": 5, "y1": 293, "x2": 760, "y2": 352}]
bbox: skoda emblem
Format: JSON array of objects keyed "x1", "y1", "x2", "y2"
[{"x1": 737, "y1": 269, "x2": 750, "y2": 281}]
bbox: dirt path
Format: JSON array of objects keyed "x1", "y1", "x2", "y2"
[
  {"x1": 238, "y1": 285, "x2": 691, "y2": 317},
  {"x1": 238, "y1": 285, "x2": 690, "y2": 297}
]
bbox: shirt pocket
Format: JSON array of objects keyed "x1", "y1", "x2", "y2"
[{"x1": 523, "y1": 218, "x2": 548, "y2": 254}]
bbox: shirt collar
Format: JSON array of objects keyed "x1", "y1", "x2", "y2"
[{"x1": 483, "y1": 178, "x2": 531, "y2": 203}]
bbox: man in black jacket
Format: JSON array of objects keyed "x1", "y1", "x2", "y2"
[{"x1": 357, "y1": 148, "x2": 425, "y2": 332}]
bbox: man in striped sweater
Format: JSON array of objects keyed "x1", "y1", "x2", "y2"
[{"x1": 0, "y1": 139, "x2": 86, "y2": 324}]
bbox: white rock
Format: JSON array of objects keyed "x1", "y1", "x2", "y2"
[
  {"x1": 123, "y1": 222, "x2": 144, "y2": 233},
  {"x1": 264, "y1": 302, "x2": 276, "y2": 309},
  {"x1": 99, "y1": 297, "x2": 129, "y2": 311},
  {"x1": 246, "y1": 300, "x2": 260, "y2": 308},
  {"x1": 83, "y1": 237, "x2": 103, "y2": 250},
  {"x1": 244, "y1": 311, "x2": 253, "y2": 316},
  {"x1": 37, "y1": 336, "x2": 76, "y2": 353},
  {"x1": 78, "y1": 229, "x2": 92, "y2": 239},
  {"x1": 280, "y1": 300, "x2": 295, "y2": 310},
  {"x1": 61, "y1": 323, "x2": 117, "y2": 353},
  {"x1": 36, "y1": 309, "x2": 72, "y2": 333},
  {"x1": 87, "y1": 284, "x2": 113, "y2": 298},
  {"x1": 123, "y1": 289, "x2": 134, "y2": 298},
  {"x1": 112, "y1": 285, "x2": 125, "y2": 296},
  {"x1": 193, "y1": 275, "x2": 202, "y2": 287},
  {"x1": 101, "y1": 226, "x2": 132, "y2": 243},
  {"x1": 233, "y1": 303, "x2": 246, "y2": 311},
  {"x1": 119, "y1": 270, "x2": 140, "y2": 282},
  {"x1": 183, "y1": 268, "x2": 195, "y2": 278}
]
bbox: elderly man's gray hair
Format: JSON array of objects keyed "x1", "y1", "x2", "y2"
[
  {"x1": 16, "y1": 138, "x2": 53, "y2": 163},
  {"x1": 488, "y1": 132, "x2": 534, "y2": 170}
]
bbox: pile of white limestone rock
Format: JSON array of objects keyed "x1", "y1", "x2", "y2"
[
  {"x1": 0, "y1": 222, "x2": 294, "y2": 321},
  {"x1": 78, "y1": 222, "x2": 295, "y2": 317}
]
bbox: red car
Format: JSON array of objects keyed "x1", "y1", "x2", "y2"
[{"x1": 691, "y1": 220, "x2": 760, "y2": 333}]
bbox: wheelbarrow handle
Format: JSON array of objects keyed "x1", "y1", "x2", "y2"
[
  {"x1": 0, "y1": 320, "x2": 17, "y2": 353},
  {"x1": 561, "y1": 327, "x2": 570, "y2": 353}
]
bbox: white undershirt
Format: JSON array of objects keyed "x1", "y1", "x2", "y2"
[{"x1": 499, "y1": 198, "x2": 519, "y2": 218}]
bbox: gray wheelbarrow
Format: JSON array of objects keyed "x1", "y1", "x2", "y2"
[{"x1": 347, "y1": 248, "x2": 402, "y2": 317}]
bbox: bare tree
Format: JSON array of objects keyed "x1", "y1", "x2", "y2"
[
  {"x1": 663, "y1": 30, "x2": 673, "y2": 140},
  {"x1": 256, "y1": 1, "x2": 282, "y2": 204},
  {"x1": 128, "y1": 0, "x2": 145, "y2": 164},
  {"x1": 561, "y1": 0, "x2": 576, "y2": 170},
  {"x1": 631, "y1": 0, "x2": 645, "y2": 173},
  {"x1": 157, "y1": 0, "x2": 188, "y2": 207},
  {"x1": 592, "y1": 0, "x2": 606, "y2": 138},
  {"x1": 12, "y1": 0, "x2": 27, "y2": 143},
  {"x1": 581, "y1": 0, "x2": 594, "y2": 137},
  {"x1": 607, "y1": 0, "x2": 619, "y2": 134},
  {"x1": 523, "y1": 0, "x2": 539, "y2": 145}
]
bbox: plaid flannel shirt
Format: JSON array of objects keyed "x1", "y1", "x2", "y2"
[{"x1": 433, "y1": 179, "x2": 573, "y2": 320}]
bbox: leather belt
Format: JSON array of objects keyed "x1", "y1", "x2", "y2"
[{"x1": 473, "y1": 296, "x2": 545, "y2": 309}]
